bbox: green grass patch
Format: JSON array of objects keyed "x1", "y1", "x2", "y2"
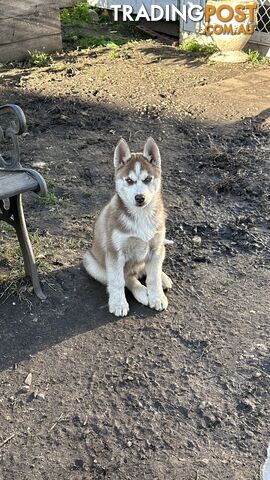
[
  {"x1": 39, "y1": 192, "x2": 59, "y2": 206},
  {"x1": 63, "y1": 33, "x2": 79, "y2": 43},
  {"x1": 60, "y1": 2, "x2": 98, "y2": 25},
  {"x1": 26, "y1": 51, "x2": 52, "y2": 67},
  {"x1": 109, "y1": 47, "x2": 120, "y2": 59},
  {"x1": 63, "y1": 32, "x2": 128, "y2": 50},
  {"x1": 180, "y1": 37, "x2": 217, "y2": 55},
  {"x1": 96, "y1": 8, "x2": 111, "y2": 23},
  {"x1": 248, "y1": 49, "x2": 268, "y2": 64}
]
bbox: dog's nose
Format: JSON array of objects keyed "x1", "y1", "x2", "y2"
[{"x1": 135, "y1": 194, "x2": 145, "y2": 206}]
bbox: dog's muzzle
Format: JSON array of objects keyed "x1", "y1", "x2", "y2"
[{"x1": 135, "y1": 194, "x2": 145, "y2": 206}]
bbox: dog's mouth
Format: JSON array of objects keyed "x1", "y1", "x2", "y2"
[{"x1": 135, "y1": 200, "x2": 146, "y2": 207}]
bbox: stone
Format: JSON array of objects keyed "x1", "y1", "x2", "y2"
[
  {"x1": 24, "y1": 373, "x2": 32, "y2": 386},
  {"x1": 192, "y1": 235, "x2": 202, "y2": 247}
]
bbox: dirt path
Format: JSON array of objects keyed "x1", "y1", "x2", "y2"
[{"x1": 0, "y1": 40, "x2": 269, "y2": 480}]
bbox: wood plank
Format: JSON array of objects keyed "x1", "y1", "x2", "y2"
[
  {"x1": 0, "y1": 35, "x2": 62, "y2": 63},
  {"x1": 0, "y1": 1, "x2": 57, "y2": 19},
  {"x1": 58, "y1": 0, "x2": 83, "y2": 7},
  {"x1": 0, "y1": 171, "x2": 38, "y2": 199},
  {"x1": 251, "y1": 31, "x2": 270, "y2": 46},
  {"x1": 0, "y1": 4, "x2": 62, "y2": 62},
  {"x1": 0, "y1": 6, "x2": 61, "y2": 45}
]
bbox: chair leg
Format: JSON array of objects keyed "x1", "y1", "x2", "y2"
[{"x1": 10, "y1": 195, "x2": 46, "y2": 300}]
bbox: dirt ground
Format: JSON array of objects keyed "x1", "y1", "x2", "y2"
[{"x1": 0, "y1": 33, "x2": 270, "y2": 480}]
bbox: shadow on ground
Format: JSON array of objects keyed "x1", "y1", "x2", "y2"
[
  {"x1": 138, "y1": 44, "x2": 210, "y2": 67},
  {"x1": 0, "y1": 87, "x2": 269, "y2": 369},
  {"x1": 0, "y1": 264, "x2": 157, "y2": 371}
]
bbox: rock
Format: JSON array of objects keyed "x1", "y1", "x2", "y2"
[
  {"x1": 32, "y1": 161, "x2": 46, "y2": 169},
  {"x1": 34, "y1": 390, "x2": 45, "y2": 401},
  {"x1": 238, "y1": 398, "x2": 256, "y2": 413},
  {"x1": 24, "y1": 373, "x2": 32, "y2": 386},
  {"x1": 192, "y1": 235, "x2": 202, "y2": 247},
  {"x1": 127, "y1": 440, "x2": 133, "y2": 447},
  {"x1": 95, "y1": 466, "x2": 106, "y2": 475},
  {"x1": 88, "y1": 9, "x2": 99, "y2": 23},
  {"x1": 18, "y1": 385, "x2": 30, "y2": 394},
  {"x1": 200, "y1": 458, "x2": 210, "y2": 466},
  {"x1": 72, "y1": 459, "x2": 84, "y2": 470}
]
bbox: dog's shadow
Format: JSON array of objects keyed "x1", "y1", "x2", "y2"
[{"x1": 0, "y1": 265, "x2": 158, "y2": 372}]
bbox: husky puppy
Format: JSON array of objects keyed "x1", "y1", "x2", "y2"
[{"x1": 83, "y1": 137, "x2": 172, "y2": 317}]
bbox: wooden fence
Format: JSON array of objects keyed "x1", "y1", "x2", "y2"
[{"x1": 0, "y1": 1, "x2": 62, "y2": 63}]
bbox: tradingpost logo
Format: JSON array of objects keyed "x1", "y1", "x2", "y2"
[
  {"x1": 110, "y1": 3, "x2": 257, "y2": 35},
  {"x1": 204, "y1": 2, "x2": 256, "y2": 35}
]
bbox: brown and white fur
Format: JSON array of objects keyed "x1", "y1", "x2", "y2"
[{"x1": 83, "y1": 137, "x2": 172, "y2": 317}]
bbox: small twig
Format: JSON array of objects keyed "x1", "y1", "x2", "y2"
[
  {"x1": 48, "y1": 413, "x2": 64, "y2": 432},
  {"x1": 0, "y1": 433, "x2": 16, "y2": 448}
]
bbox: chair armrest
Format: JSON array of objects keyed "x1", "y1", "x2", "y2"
[{"x1": 0, "y1": 104, "x2": 47, "y2": 196}]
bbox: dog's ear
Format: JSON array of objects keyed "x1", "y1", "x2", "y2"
[
  {"x1": 143, "y1": 137, "x2": 161, "y2": 168},
  {"x1": 114, "y1": 138, "x2": 131, "y2": 169}
]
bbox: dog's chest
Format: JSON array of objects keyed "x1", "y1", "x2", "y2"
[
  {"x1": 111, "y1": 228, "x2": 150, "y2": 262},
  {"x1": 123, "y1": 236, "x2": 149, "y2": 262}
]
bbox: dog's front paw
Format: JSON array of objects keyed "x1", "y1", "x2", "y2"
[
  {"x1": 148, "y1": 290, "x2": 168, "y2": 311},
  {"x1": 109, "y1": 297, "x2": 129, "y2": 317},
  {"x1": 132, "y1": 285, "x2": 149, "y2": 306}
]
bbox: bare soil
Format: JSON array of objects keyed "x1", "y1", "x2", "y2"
[{"x1": 0, "y1": 34, "x2": 269, "y2": 480}]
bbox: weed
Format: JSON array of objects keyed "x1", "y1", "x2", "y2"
[
  {"x1": 63, "y1": 33, "x2": 79, "y2": 43},
  {"x1": 97, "y1": 8, "x2": 111, "y2": 23},
  {"x1": 109, "y1": 48, "x2": 120, "y2": 59},
  {"x1": 0, "y1": 225, "x2": 86, "y2": 305},
  {"x1": 39, "y1": 192, "x2": 58, "y2": 206},
  {"x1": 47, "y1": 180, "x2": 56, "y2": 189},
  {"x1": 106, "y1": 41, "x2": 119, "y2": 49},
  {"x1": 60, "y1": 2, "x2": 97, "y2": 25},
  {"x1": 248, "y1": 49, "x2": 268, "y2": 64},
  {"x1": 76, "y1": 34, "x2": 126, "y2": 49},
  {"x1": 180, "y1": 38, "x2": 217, "y2": 55},
  {"x1": 1, "y1": 223, "x2": 14, "y2": 233},
  {"x1": 27, "y1": 51, "x2": 52, "y2": 67},
  {"x1": 0, "y1": 278, "x2": 34, "y2": 309}
]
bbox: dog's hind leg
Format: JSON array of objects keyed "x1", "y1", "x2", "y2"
[
  {"x1": 125, "y1": 274, "x2": 149, "y2": 306},
  {"x1": 162, "y1": 272, "x2": 173, "y2": 290},
  {"x1": 83, "y1": 251, "x2": 107, "y2": 285}
]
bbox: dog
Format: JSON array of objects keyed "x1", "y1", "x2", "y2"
[{"x1": 83, "y1": 137, "x2": 172, "y2": 317}]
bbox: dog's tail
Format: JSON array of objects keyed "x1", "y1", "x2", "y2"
[{"x1": 83, "y1": 251, "x2": 107, "y2": 285}]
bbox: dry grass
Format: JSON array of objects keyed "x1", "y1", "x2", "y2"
[{"x1": 0, "y1": 224, "x2": 88, "y2": 306}]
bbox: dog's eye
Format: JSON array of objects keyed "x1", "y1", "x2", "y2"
[
  {"x1": 126, "y1": 178, "x2": 135, "y2": 185},
  {"x1": 143, "y1": 176, "x2": 152, "y2": 184}
]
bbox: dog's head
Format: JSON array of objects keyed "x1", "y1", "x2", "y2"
[{"x1": 113, "y1": 137, "x2": 161, "y2": 209}]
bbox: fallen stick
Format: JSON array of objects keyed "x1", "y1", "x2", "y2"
[
  {"x1": 0, "y1": 433, "x2": 16, "y2": 448},
  {"x1": 48, "y1": 413, "x2": 64, "y2": 432}
]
